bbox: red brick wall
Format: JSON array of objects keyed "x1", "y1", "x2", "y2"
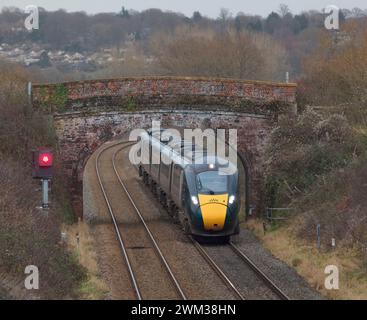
[{"x1": 32, "y1": 76, "x2": 297, "y2": 112}]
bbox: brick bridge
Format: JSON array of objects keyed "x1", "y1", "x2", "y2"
[{"x1": 31, "y1": 76, "x2": 297, "y2": 217}]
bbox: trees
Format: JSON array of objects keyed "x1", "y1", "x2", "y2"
[
  {"x1": 265, "y1": 12, "x2": 282, "y2": 34},
  {"x1": 150, "y1": 26, "x2": 288, "y2": 81},
  {"x1": 118, "y1": 6, "x2": 130, "y2": 18},
  {"x1": 192, "y1": 11, "x2": 202, "y2": 23},
  {"x1": 300, "y1": 18, "x2": 367, "y2": 106},
  {"x1": 38, "y1": 51, "x2": 51, "y2": 67},
  {"x1": 234, "y1": 14, "x2": 263, "y2": 32},
  {"x1": 218, "y1": 8, "x2": 232, "y2": 22},
  {"x1": 278, "y1": 4, "x2": 291, "y2": 18},
  {"x1": 292, "y1": 14, "x2": 309, "y2": 34}
]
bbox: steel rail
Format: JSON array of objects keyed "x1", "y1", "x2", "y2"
[
  {"x1": 98, "y1": 141, "x2": 287, "y2": 300},
  {"x1": 229, "y1": 242, "x2": 290, "y2": 300},
  {"x1": 95, "y1": 141, "x2": 142, "y2": 300},
  {"x1": 189, "y1": 236, "x2": 245, "y2": 300},
  {"x1": 113, "y1": 146, "x2": 187, "y2": 300}
]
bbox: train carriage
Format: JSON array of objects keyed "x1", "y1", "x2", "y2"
[{"x1": 138, "y1": 129, "x2": 240, "y2": 242}]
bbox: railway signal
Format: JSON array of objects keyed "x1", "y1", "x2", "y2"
[
  {"x1": 32, "y1": 149, "x2": 54, "y2": 179},
  {"x1": 32, "y1": 149, "x2": 54, "y2": 209}
]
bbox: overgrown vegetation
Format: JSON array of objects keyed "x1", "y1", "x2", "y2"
[
  {"x1": 150, "y1": 27, "x2": 289, "y2": 81},
  {"x1": 259, "y1": 103, "x2": 367, "y2": 299},
  {"x1": 125, "y1": 96, "x2": 138, "y2": 112},
  {"x1": 263, "y1": 11, "x2": 367, "y2": 257},
  {"x1": 299, "y1": 19, "x2": 367, "y2": 106},
  {"x1": 0, "y1": 160, "x2": 86, "y2": 298},
  {"x1": 51, "y1": 84, "x2": 68, "y2": 112},
  {"x1": 265, "y1": 109, "x2": 367, "y2": 250},
  {"x1": 0, "y1": 61, "x2": 86, "y2": 299}
]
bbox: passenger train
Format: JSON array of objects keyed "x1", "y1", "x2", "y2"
[{"x1": 138, "y1": 129, "x2": 240, "y2": 242}]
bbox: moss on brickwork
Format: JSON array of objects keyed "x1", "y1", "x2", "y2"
[
  {"x1": 32, "y1": 77, "x2": 297, "y2": 115},
  {"x1": 35, "y1": 84, "x2": 68, "y2": 113},
  {"x1": 38, "y1": 86, "x2": 49, "y2": 111},
  {"x1": 126, "y1": 97, "x2": 138, "y2": 111},
  {"x1": 52, "y1": 84, "x2": 68, "y2": 112}
]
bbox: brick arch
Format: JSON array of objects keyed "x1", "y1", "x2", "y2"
[{"x1": 54, "y1": 110, "x2": 270, "y2": 217}]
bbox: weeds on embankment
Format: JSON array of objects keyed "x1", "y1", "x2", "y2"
[
  {"x1": 0, "y1": 60, "x2": 87, "y2": 299},
  {"x1": 257, "y1": 105, "x2": 367, "y2": 299}
]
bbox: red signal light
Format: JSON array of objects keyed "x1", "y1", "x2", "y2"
[
  {"x1": 32, "y1": 149, "x2": 54, "y2": 179},
  {"x1": 38, "y1": 152, "x2": 53, "y2": 167}
]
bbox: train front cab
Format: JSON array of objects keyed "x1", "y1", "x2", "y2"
[{"x1": 184, "y1": 165, "x2": 240, "y2": 239}]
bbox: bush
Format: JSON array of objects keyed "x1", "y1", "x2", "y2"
[
  {"x1": 0, "y1": 60, "x2": 86, "y2": 298},
  {"x1": 0, "y1": 159, "x2": 86, "y2": 299},
  {"x1": 293, "y1": 163, "x2": 367, "y2": 248},
  {"x1": 265, "y1": 109, "x2": 357, "y2": 208},
  {"x1": 0, "y1": 60, "x2": 57, "y2": 160},
  {"x1": 300, "y1": 19, "x2": 367, "y2": 106},
  {"x1": 315, "y1": 114, "x2": 354, "y2": 143},
  {"x1": 265, "y1": 107, "x2": 367, "y2": 250}
]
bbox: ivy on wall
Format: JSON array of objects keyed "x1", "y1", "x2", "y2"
[{"x1": 37, "y1": 84, "x2": 68, "y2": 112}]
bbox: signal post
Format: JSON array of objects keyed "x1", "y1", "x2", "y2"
[{"x1": 32, "y1": 149, "x2": 54, "y2": 210}]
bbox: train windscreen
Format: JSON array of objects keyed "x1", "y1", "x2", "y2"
[{"x1": 196, "y1": 171, "x2": 228, "y2": 194}]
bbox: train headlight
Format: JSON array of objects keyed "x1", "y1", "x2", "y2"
[
  {"x1": 229, "y1": 195, "x2": 236, "y2": 205},
  {"x1": 191, "y1": 196, "x2": 199, "y2": 206}
]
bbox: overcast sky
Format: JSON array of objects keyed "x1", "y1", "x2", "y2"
[{"x1": 0, "y1": 0, "x2": 366, "y2": 17}]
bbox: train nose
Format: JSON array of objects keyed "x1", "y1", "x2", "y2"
[{"x1": 198, "y1": 194, "x2": 228, "y2": 231}]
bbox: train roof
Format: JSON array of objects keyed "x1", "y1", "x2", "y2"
[{"x1": 144, "y1": 130, "x2": 238, "y2": 174}]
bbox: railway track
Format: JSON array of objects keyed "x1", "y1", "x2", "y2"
[
  {"x1": 229, "y1": 242, "x2": 290, "y2": 300},
  {"x1": 190, "y1": 237, "x2": 289, "y2": 300},
  {"x1": 95, "y1": 141, "x2": 187, "y2": 300},
  {"x1": 96, "y1": 140, "x2": 289, "y2": 300},
  {"x1": 189, "y1": 236, "x2": 245, "y2": 300}
]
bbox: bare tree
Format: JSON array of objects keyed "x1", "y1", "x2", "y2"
[
  {"x1": 278, "y1": 4, "x2": 291, "y2": 18},
  {"x1": 219, "y1": 8, "x2": 232, "y2": 21},
  {"x1": 150, "y1": 26, "x2": 285, "y2": 80}
]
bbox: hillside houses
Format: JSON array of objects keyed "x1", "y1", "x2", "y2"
[{"x1": 0, "y1": 43, "x2": 123, "y2": 71}]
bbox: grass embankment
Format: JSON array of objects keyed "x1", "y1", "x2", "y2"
[
  {"x1": 253, "y1": 106, "x2": 367, "y2": 300},
  {"x1": 64, "y1": 221, "x2": 109, "y2": 300},
  {"x1": 0, "y1": 60, "x2": 92, "y2": 299},
  {"x1": 245, "y1": 219, "x2": 367, "y2": 300}
]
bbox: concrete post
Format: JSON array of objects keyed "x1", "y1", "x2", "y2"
[{"x1": 42, "y1": 179, "x2": 49, "y2": 209}]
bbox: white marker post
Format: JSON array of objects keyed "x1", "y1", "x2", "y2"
[{"x1": 42, "y1": 179, "x2": 49, "y2": 209}]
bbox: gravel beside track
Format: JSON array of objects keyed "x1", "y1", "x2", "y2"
[
  {"x1": 233, "y1": 231, "x2": 324, "y2": 300},
  {"x1": 201, "y1": 244, "x2": 280, "y2": 300}
]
